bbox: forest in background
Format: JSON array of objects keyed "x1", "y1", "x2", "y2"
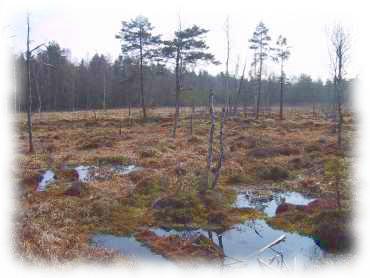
[{"x1": 11, "y1": 23, "x2": 355, "y2": 113}]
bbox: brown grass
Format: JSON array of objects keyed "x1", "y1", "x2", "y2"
[{"x1": 15, "y1": 107, "x2": 354, "y2": 262}]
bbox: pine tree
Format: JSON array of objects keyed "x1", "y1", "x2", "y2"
[
  {"x1": 249, "y1": 22, "x2": 271, "y2": 119},
  {"x1": 272, "y1": 35, "x2": 290, "y2": 120},
  {"x1": 116, "y1": 16, "x2": 162, "y2": 120},
  {"x1": 162, "y1": 24, "x2": 218, "y2": 137}
]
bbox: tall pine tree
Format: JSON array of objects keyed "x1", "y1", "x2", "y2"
[
  {"x1": 249, "y1": 22, "x2": 271, "y2": 119},
  {"x1": 272, "y1": 35, "x2": 290, "y2": 120},
  {"x1": 116, "y1": 16, "x2": 162, "y2": 120},
  {"x1": 162, "y1": 24, "x2": 218, "y2": 137}
]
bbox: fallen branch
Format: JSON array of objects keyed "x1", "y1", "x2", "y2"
[{"x1": 257, "y1": 234, "x2": 286, "y2": 255}]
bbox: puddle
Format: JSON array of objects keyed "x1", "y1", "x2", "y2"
[
  {"x1": 111, "y1": 165, "x2": 143, "y2": 175},
  {"x1": 36, "y1": 170, "x2": 56, "y2": 192},
  {"x1": 90, "y1": 234, "x2": 169, "y2": 263},
  {"x1": 74, "y1": 164, "x2": 142, "y2": 182},
  {"x1": 151, "y1": 219, "x2": 325, "y2": 267},
  {"x1": 75, "y1": 165, "x2": 95, "y2": 182},
  {"x1": 90, "y1": 216, "x2": 325, "y2": 267},
  {"x1": 234, "y1": 190, "x2": 316, "y2": 217}
]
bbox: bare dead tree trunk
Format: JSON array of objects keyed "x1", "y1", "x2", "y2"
[
  {"x1": 211, "y1": 107, "x2": 226, "y2": 189},
  {"x1": 207, "y1": 92, "x2": 215, "y2": 188},
  {"x1": 279, "y1": 62, "x2": 284, "y2": 120},
  {"x1": 233, "y1": 60, "x2": 246, "y2": 115},
  {"x1": 139, "y1": 26, "x2": 147, "y2": 120},
  {"x1": 172, "y1": 43, "x2": 181, "y2": 138},
  {"x1": 224, "y1": 17, "x2": 230, "y2": 116},
  {"x1": 26, "y1": 15, "x2": 34, "y2": 153}
]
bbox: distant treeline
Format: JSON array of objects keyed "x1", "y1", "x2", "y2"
[{"x1": 12, "y1": 41, "x2": 354, "y2": 113}]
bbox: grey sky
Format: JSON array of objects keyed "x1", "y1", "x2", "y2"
[{"x1": 3, "y1": 0, "x2": 359, "y2": 81}]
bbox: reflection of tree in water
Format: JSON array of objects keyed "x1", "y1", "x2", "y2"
[
  {"x1": 207, "y1": 230, "x2": 224, "y2": 253},
  {"x1": 307, "y1": 243, "x2": 325, "y2": 263},
  {"x1": 206, "y1": 220, "x2": 266, "y2": 264}
]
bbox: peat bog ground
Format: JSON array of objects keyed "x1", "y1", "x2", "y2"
[{"x1": 14, "y1": 107, "x2": 355, "y2": 268}]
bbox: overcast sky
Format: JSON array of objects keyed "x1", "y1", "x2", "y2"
[{"x1": 2, "y1": 0, "x2": 360, "y2": 81}]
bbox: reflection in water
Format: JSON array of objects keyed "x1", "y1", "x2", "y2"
[
  {"x1": 90, "y1": 234, "x2": 169, "y2": 263},
  {"x1": 234, "y1": 191, "x2": 316, "y2": 217},
  {"x1": 75, "y1": 165, "x2": 95, "y2": 182},
  {"x1": 36, "y1": 170, "x2": 56, "y2": 192},
  {"x1": 111, "y1": 165, "x2": 143, "y2": 175},
  {"x1": 151, "y1": 219, "x2": 325, "y2": 267},
  {"x1": 74, "y1": 164, "x2": 142, "y2": 182}
]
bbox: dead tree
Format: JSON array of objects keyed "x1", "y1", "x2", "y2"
[
  {"x1": 233, "y1": 60, "x2": 247, "y2": 114},
  {"x1": 25, "y1": 14, "x2": 46, "y2": 153},
  {"x1": 207, "y1": 92, "x2": 216, "y2": 188},
  {"x1": 31, "y1": 62, "x2": 42, "y2": 120},
  {"x1": 207, "y1": 91, "x2": 226, "y2": 189},
  {"x1": 224, "y1": 17, "x2": 231, "y2": 115},
  {"x1": 26, "y1": 16, "x2": 33, "y2": 152},
  {"x1": 330, "y1": 24, "x2": 350, "y2": 149},
  {"x1": 211, "y1": 108, "x2": 226, "y2": 189}
]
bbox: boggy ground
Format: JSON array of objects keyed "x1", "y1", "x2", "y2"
[{"x1": 14, "y1": 106, "x2": 355, "y2": 264}]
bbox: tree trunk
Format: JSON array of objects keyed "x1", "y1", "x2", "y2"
[
  {"x1": 139, "y1": 28, "x2": 146, "y2": 120},
  {"x1": 211, "y1": 108, "x2": 226, "y2": 189},
  {"x1": 207, "y1": 93, "x2": 215, "y2": 188},
  {"x1": 172, "y1": 47, "x2": 181, "y2": 138},
  {"x1": 103, "y1": 71, "x2": 106, "y2": 112},
  {"x1": 26, "y1": 16, "x2": 34, "y2": 153},
  {"x1": 279, "y1": 63, "x2": 284, "y2": 120},
  {"x1": 233, "y1": 61, "x2": 246, "y2": 115},
  {"x1": 256, "y1": 46, "x2": 263, "y2": 120}
]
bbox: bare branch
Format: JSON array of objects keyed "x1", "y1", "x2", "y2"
[{"x1": 30, "y1": 43, "x2": 46, "y2": 53}]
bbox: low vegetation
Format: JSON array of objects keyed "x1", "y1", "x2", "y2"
[{"x1": 15, "y1": 107, "x2": 354, "y2": 263}]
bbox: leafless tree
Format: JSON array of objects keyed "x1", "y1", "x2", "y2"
[
  {"x1": 25, "y1": 14, "x2": 46, "y2": 153},
  {"x1": 207, "y1": 92, "x2": 216, "y2": 188},
  {"x1": 211, "y1": 108, "x2": 226, "y2": 189},
  {"x1": 224, "y1": 17, "x2": 231, "y2": 114},
  {"x1": 207, "y1": 91, "x2": 226, "y2": 189},
  {"x1": 329, "y1": 24, "x2": 350, "y2": 149},
  {"x1": 233, "y1": 58, "x2": 247, "y2": 114}
]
